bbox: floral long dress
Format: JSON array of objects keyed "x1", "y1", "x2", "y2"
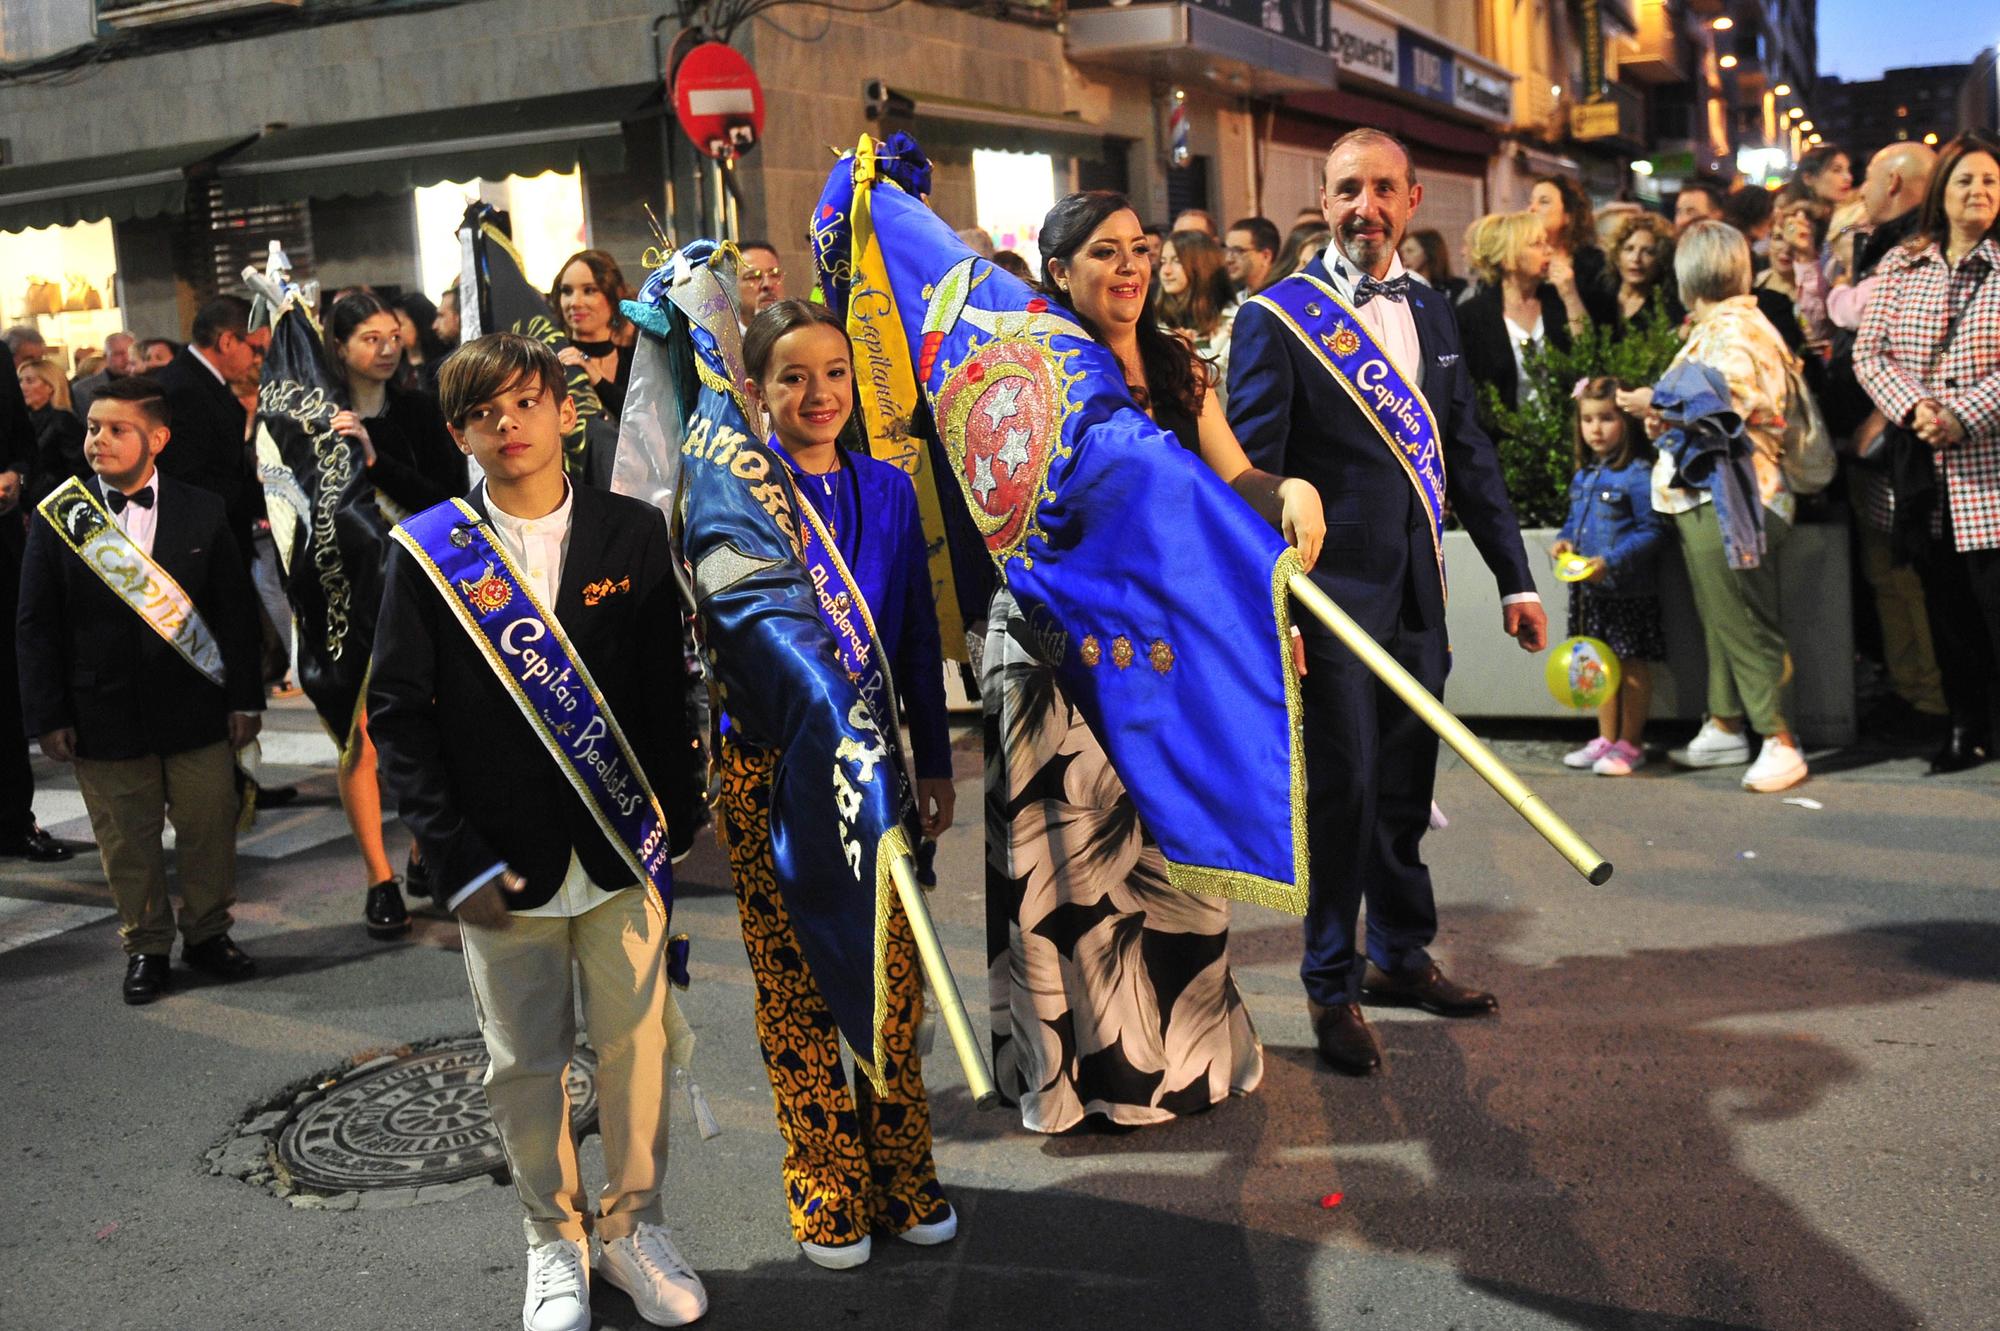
[{"x1": 983, "y1": 590, "x2": 1263, "y2": 1133}]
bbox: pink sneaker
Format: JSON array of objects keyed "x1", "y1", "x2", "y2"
[
  {"x1": 1564, "y1": 736, "x2": 1614, "y2": 769},
  {"x1": 1593, "y1": 740, "x2": 1646, "y2": 776}
]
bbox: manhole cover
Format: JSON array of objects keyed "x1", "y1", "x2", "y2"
[{"x1": 276, "y1": 1035, "x2": 597, "y2": 1192}]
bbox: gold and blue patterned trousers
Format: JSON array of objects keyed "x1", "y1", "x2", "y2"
[{"x1": 717, "y1": 736, "x2": 946, "y2": 1246}]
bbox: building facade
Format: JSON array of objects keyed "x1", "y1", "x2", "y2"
[{"x1": 0, "y1": 0, "x2": 1826, "y2": 361}]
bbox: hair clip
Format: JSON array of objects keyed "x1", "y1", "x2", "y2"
[{"x1": 1570, "y1": 377, "x2": 1591, "y2": 400}]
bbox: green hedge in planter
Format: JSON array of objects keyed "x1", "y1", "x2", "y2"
[{"x1": 1474, "y1": 301, "x2": 1685, "y2": 528}]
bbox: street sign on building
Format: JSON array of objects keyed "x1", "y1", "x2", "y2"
[
  {"x1": 1570, "y1": 99, "x2": 1621, "y2": 141},
  {"x1": 672, "y1": 40, "x2": 766, "y2": 160}
]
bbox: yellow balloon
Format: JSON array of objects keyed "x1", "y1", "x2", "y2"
[{"x1": 1545, "y1": 636, "x2": 1622, "y2": 710}]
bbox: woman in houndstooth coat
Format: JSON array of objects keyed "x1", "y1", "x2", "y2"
[{"x1": 1855, "y1": 130, "x2": 2000, "y2": 773}]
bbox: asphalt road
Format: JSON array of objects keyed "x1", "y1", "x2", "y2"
[{"x1": 1, "y1": 700, "x2": 1995, "y2": 1331}]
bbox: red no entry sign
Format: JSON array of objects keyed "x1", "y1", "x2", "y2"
[{"x1": 673, "y1": 40, "x2": 765, "y2": 160}]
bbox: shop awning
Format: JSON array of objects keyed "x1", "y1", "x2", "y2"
[
  {"x1": 1068, "y1": 3, "x2": 1336, "y2": 96},
  {"x1": 0, "y1": 136, "x2": 253, "y2": 234},
  {"x1": 215, "y1": 85, "x2": 661, "y2": 204},
  {"x1": 891, "y1": 91, "x2": 1124, "y2": 162}
]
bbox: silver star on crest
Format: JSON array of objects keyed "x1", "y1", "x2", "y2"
[
  {"x1": 981, "y1": 378, "x2": 1025, "y2": 431},
  {"x1": 971, "y1": 452, "x2": 998, "y2": 504},
  {"x1": 995, "y1": 427, "x2": 1031, "y2": 477}
]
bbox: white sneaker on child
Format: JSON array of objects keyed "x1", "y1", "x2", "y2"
[
  {"x1": 1592, "y1": 740, "x2": 1646, "y2": 776},
  {"x1": 596, "y1": 1223, "x2": 709, "y2": 1326},
  {"x1": 1669, "y1": 719, "x2": 1753, "y2": 768},
  {"x1": 1564, "y1": 737, "x2": 1614, "y2": 769},
  {"x1": 1742, "y1": 737, "x2": 1808, "y2": 792},
  {"x1": 523, "y1": 1237, "x2": 591, "y2": 1331}
]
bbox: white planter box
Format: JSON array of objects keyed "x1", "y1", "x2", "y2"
[{"x1": 1440, "y1": 524, "x2": 1856, "y2": 746}]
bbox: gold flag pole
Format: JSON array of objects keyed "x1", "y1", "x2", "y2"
[
  {"x1": 1288, "y1": 574, "x2": 1613, "y2": 886},
  {"x1": 890, "y1": 853, "x2": 1001, "y2": 1108}
]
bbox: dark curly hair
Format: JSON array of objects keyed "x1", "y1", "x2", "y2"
[
  {"x1": 1037, "y1": 190, "x2": 1204, "y2": 418},
  {"x1": 1534, "y1": 175, "x2": 1597, "y2": 255}
]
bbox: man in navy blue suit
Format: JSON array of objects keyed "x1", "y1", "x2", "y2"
[{"x1": 1227, "y1": 129, "x2": 1548, "y2": 1075}]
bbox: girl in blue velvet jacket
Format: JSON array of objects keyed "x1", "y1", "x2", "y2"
[{"x1": 1552, "y1": 377, "x2": 1672, "y2": 776}]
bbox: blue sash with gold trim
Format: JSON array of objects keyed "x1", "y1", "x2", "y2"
[
  {"x1": 391, "y1": 498, "x2": 674, "y2": 912},
  {"x1": 1250, "y1": 274, "x2": 1448, "y2": 595},
  {"x1": 767, "y1": 437, "x2": 905, "y2": 766}
]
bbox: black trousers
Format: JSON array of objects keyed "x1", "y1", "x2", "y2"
[
  {"x1": 1297, "y1": 610, "x2": 1449, "y2": 1007},
  {"x1": 1918, "y1": 515, "x2": 2000, "y2": 738}
]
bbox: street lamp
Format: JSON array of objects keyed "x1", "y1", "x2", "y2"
[
  {"x1": 1713, "y1": 16, "x2": 1734, "y2": 29},
  {"x1": 1773, "y1": 83, "x2": 1792, "y2": 97},
  {"x1": 1720, "y1": 54, "x2": 1739, "y2": 69},
  {"x1": 1789, "y1": 106, "x2": 1805, "y2": 120},
  {"x1": 1800, "y1": 119, "x2": 1814, "y2": 131}
]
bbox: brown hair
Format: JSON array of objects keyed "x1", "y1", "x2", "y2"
[
  {"x1": 91, "y1": 375, "x2": 172, "y2": 432},
  {"x1": 1156, "y1": 229, "x2": 1234, "y2": 338},
  {"x1": 742, "y1": 298, "x2": 848, "y2": 385},
  {"x1": 436, "y1": 333, "x2": 568, "y2": 428},
  {"x1": 546, "y1": 249, "x2": 633, "y2": 334},
  {"x1": 1602, "y1": 211, "x2": 1676, "y2": 292},
  {"x1": 1404, "y1": 227, "x2": 1454, "y2": 282},
  {"x1": 1910, "y1": 130, "x2": 2000, "y2": 251},
  {"x1": 1572, "y1": 377, "x2": 1651, "y2": 471},
  {"x1": 1534, "y1": 176, "x2": 1596, "y2": 254}
]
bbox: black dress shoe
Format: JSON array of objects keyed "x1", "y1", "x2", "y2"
[
  {"x1": 254, "y1": 782, "x2": 300, "y2": 808},
  {"x1": 403, "y1": 852, "x2": 431, "y2": 901},
  {"x1": 123, "y1": 954, "x2": 170, "y2": 1005},
  {"x1": 365, "y1": 879, "x2": 411, "y2": 939},
  {"x1": 1309, "y1": 1001, "x2": 1382, "y2": 1075},
  {"x1": 1361, "y1": 962, "x2": 1499, "y2": 1017},
  {"x1": 0, "y1": 825, "x2": 72, "y2": 862},
  {"x1": 1926, "y1": 726, "x2": 1989, "y2": 775},
  {"x1": 182, "y1": 934, "x2": 257, "y2": 980}
]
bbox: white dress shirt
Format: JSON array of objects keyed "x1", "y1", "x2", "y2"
[
  {"x1": 448, "y1": 480, "x2": 631, "y2": 917},
  {"x1": 1322, "y1": 246, "x2": 1541, "y2": 609},
  {"x1": 106, "y1": 470, "x2": 160, "y2": 556}
]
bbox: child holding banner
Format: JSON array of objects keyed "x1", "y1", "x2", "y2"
[
  {"x1": 368, "y1": 334, "x2": 705, "y2": 1331},
  {"x1": 16, "y1": 377, "x2": 266, "y2": 1005}
]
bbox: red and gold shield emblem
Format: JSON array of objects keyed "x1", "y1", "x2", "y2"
[
  {"x1": 458, "y1": 563, "x2": 514, "y2": 615},
  {"x1": 936, "y1": 338, "x2": 1063, "y2": 562}
]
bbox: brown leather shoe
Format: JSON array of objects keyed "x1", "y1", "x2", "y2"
[
  {"x1": 1361, "y1": 962, "x2": 1497, "y2": 1017},
  {"x1": 1308, "y1": 1000, "x2": 1382, "y2": 1075}
]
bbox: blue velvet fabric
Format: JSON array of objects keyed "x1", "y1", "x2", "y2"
[{"x1": 810, "y1": 144, "x2": 1309, "y2": 910}]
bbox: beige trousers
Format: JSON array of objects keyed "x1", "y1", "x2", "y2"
[
  {"x1": 459, "y1": 887, "x2": 688, "y2": 1246},
  {"x1": 73, "y1": 740, "x2": 238, "y2": 956}
]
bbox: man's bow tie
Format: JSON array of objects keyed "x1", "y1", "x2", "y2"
[
  {"x1": 107, "y1": 486, "x2": 154, "y2": 514},
  {"x1": 1352, "y1": 273, "x2": 1412, "y2": 308}
]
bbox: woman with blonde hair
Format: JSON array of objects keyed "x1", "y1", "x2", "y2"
[
  {"x1": 1456, "y1": 211, "x2": 1584, "y2": 411},
  {"x1": 16, "y1": 358, "x2": 84, "y2": 502}
]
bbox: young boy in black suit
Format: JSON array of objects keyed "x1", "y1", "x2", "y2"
[
  {"x1": 16, "y1": 376, "x2": 265, "y2": 1004},
  {"x1": 368, "y1": 334, "x2": 705, "y2": 1331}
]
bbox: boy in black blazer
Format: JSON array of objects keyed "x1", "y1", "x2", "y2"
[
  {"x1": 16, "y1": 377, "x2": 265, "y2": 1004},
  {"x1": 368, "y1": 335, "x2": 706, "y2": 1331}
]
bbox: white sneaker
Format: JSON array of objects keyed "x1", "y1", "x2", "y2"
[
  {"x1": 1564, "y1": 736, "x2": 1614, "y2": 769},
  {"x1": 1670, "y1": 719, "x2": 1753, "y2": 769},
  {"x1": 523, "y1": 1238, "x2": 591, "y2": 1331},
  {"x1": 596, "y1": 1224, "x2": 708, "y2": 1326},
  {"x1": 800, "y1": 1233, "x2": 872, "y2": 1270},
  {"x1": 1742, "y1": 737, "x2": 1808, "y2": 793},
  {"x1": 1593, "y1": 740, "x2": 1646, "y2": 776},
  {"x1": 896, "y1": 1202, "x2": 959, "y2": 1246}
]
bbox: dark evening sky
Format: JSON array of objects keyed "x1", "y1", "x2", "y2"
[{"x1": 1816, "y1": 0, "x2": 1998, "y2": 80}]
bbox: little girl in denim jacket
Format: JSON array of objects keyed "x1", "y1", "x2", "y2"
[{"x1": 1552, "y1": 377, "x2": 1672, "y2": 775}]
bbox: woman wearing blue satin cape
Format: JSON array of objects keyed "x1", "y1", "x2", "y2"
[
  {"x1": 985, "y1": 192, "x2": 1327, "y2": 1132},
  {"x1": 719, "y1": 301, "x2": 959, "y2": 1270}
]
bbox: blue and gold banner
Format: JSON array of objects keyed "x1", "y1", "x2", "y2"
[
  {"x1": 391, "y1": 498, "x2": 674, "y2": 912},
  {"x1": 1250, "y1": 275, "x2": 1447, "y2": 597},
  {"x1": 814, "y1": 137, "x2": 1309, "y2": 913},
  {"x1": 615, "y1": 242, "x2": 913, "y2": 1087}
]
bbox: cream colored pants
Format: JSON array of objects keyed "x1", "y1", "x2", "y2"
[
  {"x1": 460, "y1": 887, "x2": 692, "y2": 1246},
  {"x1": 74, "y1": 740, "x2": 237, "y2": 956}
]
